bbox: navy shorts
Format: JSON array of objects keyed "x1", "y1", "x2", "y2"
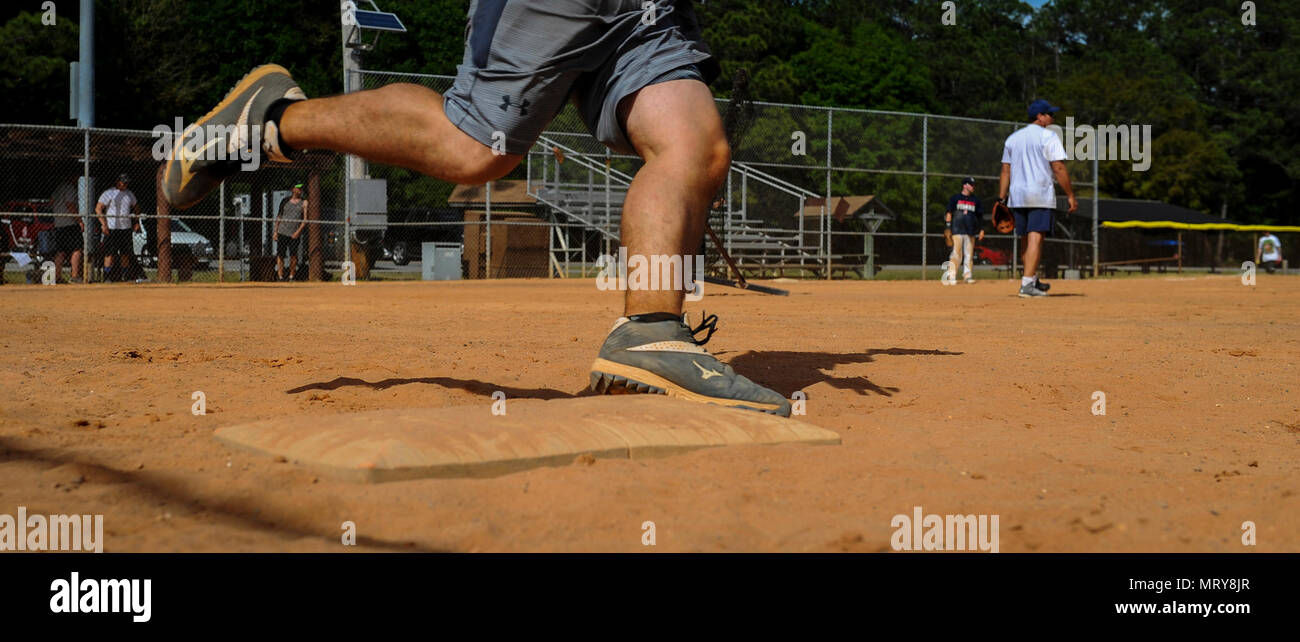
[
  {"x1": 1012, "y1": 208, "x2": 1053, "y2": 237},
  {"x1": 443, "y1": 0, "x2": 719, "y2": 155}
]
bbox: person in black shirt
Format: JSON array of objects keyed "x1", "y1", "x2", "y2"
[{"x1": 944, "y1": 177, "x2": 985, "y2": 283}]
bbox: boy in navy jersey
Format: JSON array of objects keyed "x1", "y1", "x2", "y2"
[{"x1": 944, "y1": 177, "x2": 984, "y2": 283}]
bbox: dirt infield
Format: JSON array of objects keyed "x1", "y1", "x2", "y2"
[{"x1": 2, "y1": 275, "x2": 1297, "y2": 552}]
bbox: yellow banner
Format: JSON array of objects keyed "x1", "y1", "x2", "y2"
[{"x1": 1101, "y1": 221, "x2": 1300, "y2": 232}]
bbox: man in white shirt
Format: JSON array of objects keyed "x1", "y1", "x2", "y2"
[
  {"x1": 95, "y1": 174, "x2": 139, "y2": 283},
  {"x1": 999, "y1": 99, "x2": 1078, "y2": 298},
  {"x1": 1257, "y1": 233, "x2": 1283, "y2": 273}
]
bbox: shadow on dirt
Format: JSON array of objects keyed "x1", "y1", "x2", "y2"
[
  {"x1": 726, "y1": 347, "x2": 963, "y2": 397},
  {"x1": 0, "y1": 437, "x2": 447, "y2": 552},
  {"x1": 289, "y1": 349, "x2": 962, "y2": 401},
  {"x1": 286, "y1": 376, "x2": 589, "y2": 400}
]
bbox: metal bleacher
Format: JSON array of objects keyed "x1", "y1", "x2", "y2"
[{"x1": 528, "y1": 136, "x2": 822, "y2": 277}]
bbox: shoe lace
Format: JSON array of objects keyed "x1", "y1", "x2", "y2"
[{"x1": 686, "y1": 312, "x2": 719, "y2": 346}]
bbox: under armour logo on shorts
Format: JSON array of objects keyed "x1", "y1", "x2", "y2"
[{"x1": 499, "y1": 95, "x2": 530, "y2": 116}]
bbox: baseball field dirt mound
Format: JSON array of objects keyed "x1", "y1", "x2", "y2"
[{"x1": 215, "y1": 396, "x2": 840, "y2": 483}]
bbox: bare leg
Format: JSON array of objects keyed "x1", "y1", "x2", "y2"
[
  {"x1": 53, "y1": 251, "x2": 66, "y2": 282},
  {"x1": 280, "y1": 84, "x2": 521, "y2": 184},
  {"x1": 276, "y1": 256, "x2": 284, "y2": 280},
  {"x1": 618, "y1": 80, "x2": 730, "y2": 317},
  {"x1": 70, "y1": 250, "x2": 82, "y2": 280},
  {"x1": 289, "y1": 255, "x2": 298, "y2": 280},
  {"x1": 1022, "y1": 232, "x2": 1043, "y2": 278}
]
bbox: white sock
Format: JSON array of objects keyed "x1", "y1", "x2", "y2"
[{"x1": 1021, "y1": 276, "x2": 1034, "y2": 286}]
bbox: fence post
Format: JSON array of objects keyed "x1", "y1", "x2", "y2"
[
  {"x1": 1012, "y1": 235, "x2": 1018, "y2": 278},
  {"x1": 825, "y1": 108, "x2": 832, "y2": 279},
  {"x1": 1092, "y1": 154, "x2": 1099, "y2": 277},
  {"x1": 155, "y1": 164, "x2": 171, "y2": 282},
  {"x1": 485, "y1": 180, "x2": 492, "y2": 278},
  {"x1": 81, "y1": 128, "x2": 92, "y2": 281},
  {"x1": 921, "y1": 114, "x2": 928, "y2": 280},
  {"x1": 724, "y1": 166, "x2": 733, "y2": 257},
  {"x1": 218, "y1": 182, "x2": 225, "y2": 282},
  {"x1": 309, "y1": 172, "x2": 322, "y2": 281}
]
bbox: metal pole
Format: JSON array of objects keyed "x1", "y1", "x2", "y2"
[
  {"x1": 797, "y1": 187, "x2": 804, "y2": 269},
  {"x1": 340, "y1": 8, "x2": 358, "y2": 271},
  {"x1": 308, "y1": 172, "x2": 322, "y2": 281},
  {"x1": 78, "y1": 0, "x2": 94, "y2": 279},
  {"x1": 261, "y1": 191, "x2": 268, "y2": 256},
  {"x1": 725, "y1": 168, "x2": 733, "y2": 257},
  {"x1": 485, "y1": 181, "x2": 492, "y2": 278},
  {"x1": 77, "y1": 0, "x2": 94, "y2": 127},
  {"x1": 1092, "y1": 154, "x2": 1100, "y2": 277},
  {"x1": 825, "y1": 109, "x2": 832, "y2": 279},
  {"x1": 218, "y1": 182, "x2": 225, "y2": 281},
  {"x1": 921, "y1": 115, "x2": 928, "y2": 280},
  {"x1": 81, "y1": 128, "x2": 91, "y2": 281},
  {"x1": 1013, "y1": 234, "x2": 1019, "y2": 278}
]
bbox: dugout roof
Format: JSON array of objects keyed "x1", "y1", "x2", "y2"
[{"x1": 799, "y1": 195, "x2": 896, "y2": 223}]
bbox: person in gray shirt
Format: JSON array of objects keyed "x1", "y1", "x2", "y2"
[
  {"x1": 50, "y1": 175, "x2": 85, "y2": 283},
  {"x1": 273, "y1": 183, "x2": 307, "y2": 281}
]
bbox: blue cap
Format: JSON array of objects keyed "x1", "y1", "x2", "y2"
[{"x1": 1028, "y1": 99, "x2": 1060, "y2": 119}]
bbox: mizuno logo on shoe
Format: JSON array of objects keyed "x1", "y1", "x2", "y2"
[
  {"x1": 226, "y1": 87, "x2": 263, "y2": 157},
  {"x1": 177, "y1": 137, "x2": 221, "y2": 193},
  {"x1": 693, "y1": 361, "x2": 724, "y2": 380}
]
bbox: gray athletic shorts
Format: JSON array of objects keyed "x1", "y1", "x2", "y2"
[{"x1": 443, "y1": 0, "x2": 720, "y2": 156}]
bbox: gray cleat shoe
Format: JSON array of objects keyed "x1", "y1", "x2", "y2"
[
  {"x1": 162, "y1": 64, "x2": 306, "y2": 210},
  {"x1": 1018, "y1": 283, "x2": 1049, "y2": 297},
  {"x1": 590, "y1": 314, "x2": 792, "y2": 417}
]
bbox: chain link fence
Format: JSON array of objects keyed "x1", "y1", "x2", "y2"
[
  {"x1": 4, "y1": 76, "x2": 1108, "y2": 284},
  {"x1": 0, "y1": 123, "x2": 352, "y2": 284},
  {"x1": 354, "y1": 70, "x2": 1100, "y2": 282}
]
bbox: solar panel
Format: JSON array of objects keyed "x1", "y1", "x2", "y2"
[{"x1": 354, "y1": 10, "x2": 406, "y2": 32}]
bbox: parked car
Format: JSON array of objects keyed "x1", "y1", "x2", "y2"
[
  {"x1": 383, "y1": 207, "x2": 463, "y2": 265},
  {"x1": 975, "y1": 244, "x2": 1009, "y2": 266},
  {"x1": 135, "y1": 218, "x2": 215, "y2": 267}
]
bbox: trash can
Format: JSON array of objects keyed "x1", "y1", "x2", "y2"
[{"x1": 422, "y1": 242, "x2": 462, "y2": 281}]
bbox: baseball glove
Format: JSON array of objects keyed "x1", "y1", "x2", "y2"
[
  {"x1": 991, "y1": 200, "x2": 1015, "y2": 234},
  {"x1": 943, "y1": 226, "x2": 953, "y2": 247}
]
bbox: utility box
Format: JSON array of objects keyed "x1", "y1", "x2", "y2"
[
  {"x1": 348, "y1": 178, "x2": 388, "y2": 232},
  {"x1": 422, "y1": 242, "x2": 463, "y2": 281}
]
